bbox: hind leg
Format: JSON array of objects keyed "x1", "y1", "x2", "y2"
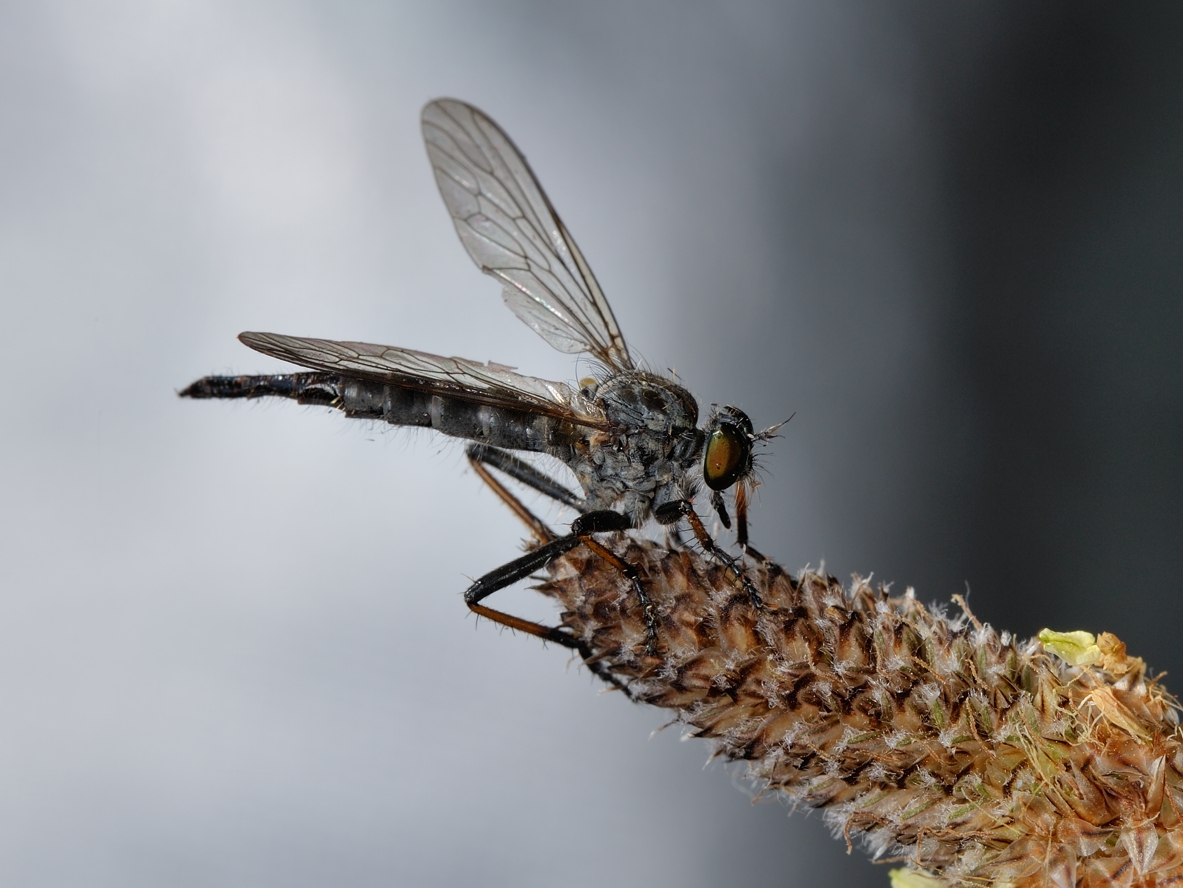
[{"x1": 464, "y1": 457, "x2": 660, "y2": 657}]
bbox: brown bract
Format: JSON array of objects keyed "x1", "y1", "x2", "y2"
[{"x1": 537, "y1": 537, "x2": 1183, "y2": 888}]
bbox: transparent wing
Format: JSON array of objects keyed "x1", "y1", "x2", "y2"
[
  {"x1": 239, "y1": 332, "x2": 608, "y2": 427},
  {"x1": 422, "y1": 98, "x2": 633, "y2": 371}
]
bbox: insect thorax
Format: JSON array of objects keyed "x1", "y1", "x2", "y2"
[{"x1": 570, "y1": 372, "x2": 704, "y2": 518}]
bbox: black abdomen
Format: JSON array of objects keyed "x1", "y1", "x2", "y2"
[
  {"x1": 181, "y1": 372, "x2": 576, "y2": 455},
  {"x1": 179, "y1": 372, "x2": 339, "y2": 405},
  {"x1": 337, "y1": 379, "x2": 566, "y2": 453}
]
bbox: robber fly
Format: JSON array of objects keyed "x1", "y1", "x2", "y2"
[{"x1": 182, "y1": 99, "x2": 778, "y2": 652}]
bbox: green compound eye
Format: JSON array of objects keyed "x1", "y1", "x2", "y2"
[{"x1": 703, "y1": 423, "x2": 751, "y2": 491}]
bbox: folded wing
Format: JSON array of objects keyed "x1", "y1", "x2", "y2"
[{"x1": 239, "y1": 331, "x2": 608, "y2": 427}]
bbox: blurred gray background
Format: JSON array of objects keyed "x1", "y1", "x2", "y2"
[{"x1": 2, "y1": 2, "x2": 1180, "y2": 886}]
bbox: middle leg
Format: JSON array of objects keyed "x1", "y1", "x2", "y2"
[{"x1": 654, "y1": 499, "x2": 764, "y2": 608}]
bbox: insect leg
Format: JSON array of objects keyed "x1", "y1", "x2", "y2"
[
  {"x1": 575, "y1": 537, "x2": 659, "y2": 657},
  {"x1": 466, "y1": 444, "x2": 584, "y2": 510},
  {"x1": 465, "y1": 601, "x2": 631, "y2": 697},
  {"x1": 570, "y1": 511, "x2": 659, "y2": 656},
  {"x1": 467, "y1": 448, "x2": 559, "y2": 545},
  {"x1": 733, "y1": 483, "x2": 771, "y2": 565},
  {"x1": 466, "y1": 446, "x2": 660, "y2": 653},
  {"x1": 465, "y1": 529, "x2": 585, "y2": 609},
  {"x1": 462, "y1": 535, "x2": 593, "y2": 666},
  {"x1": 462, "y1": 520, "x2": 638, "y2": 691},
  {"x1": 464, "y1": 510, "x2": 660, "y2": 657},
  {"x1": 654, "y1": 500, "x2": 764, "y2": 608}
]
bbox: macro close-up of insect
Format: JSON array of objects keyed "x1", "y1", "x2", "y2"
[
  {"x1": 6, "y1": 6, "x2": 1181, "y2": 887},
  {"x1": 182, "y1": 98, "x2": 779, "y2": 656},
  {"x1": 180, "y1": 98, "x2": 1183, "y2": 888}
]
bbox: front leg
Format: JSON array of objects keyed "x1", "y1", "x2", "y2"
[
  {"x1": 732, "y1": 482, "x2": 772, "y2": 566},
  {"x1": 654, "y1": 500, "x2": 764, "y2": 608},
  {"x1": 708, "y1": 483, "x2": 771, "y2": 569}
]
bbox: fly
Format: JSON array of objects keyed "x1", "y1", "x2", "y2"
[{"x1": 181, "y1": 99, "x2": 779, "y2": 654}]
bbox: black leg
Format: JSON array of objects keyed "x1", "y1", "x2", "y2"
[
  {"x1": 467, "y1": 444, "x2": 585, "y2": 510},
  {"x1": 465, "y1": 446, "x2": 663, "y2": 654},
  {"x1": 655, "y1": 500, "x2": 764, "y2": 608},
  {"x1": 733, "y1": 482, "x2": 770, "y2": 565},
  {"x1": 463, "y1": 466, "x2": 637, "y2": 686},
  {"x1": 464, "y1": 454, "x2": 660, "y2": 664},
  {"x1": 467, "y1": 449, "x2": 557, "y2": 545},
  {"x1": 570, "y1": 514, "x2": 659, "y2": 656},
  {"x1": 464, "y1": 535, "x2": 586, "y2": 606},
  {"x1": 463, "y1": 510, "x2": 660, "y2": 657}
]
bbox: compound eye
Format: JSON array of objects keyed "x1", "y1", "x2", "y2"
[{"x1": 703, "y1": 424, "x2": 750, "y2": 491}]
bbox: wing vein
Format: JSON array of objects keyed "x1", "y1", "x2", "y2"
[{"x1": 422, "y1": 99, "x2": 633, "y2": 370}]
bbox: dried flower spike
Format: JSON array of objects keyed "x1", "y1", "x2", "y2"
[{"x1": 532, "y1": 536, "x2": 1182, "y2": 888}]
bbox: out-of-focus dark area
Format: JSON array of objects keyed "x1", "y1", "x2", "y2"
[
  {"x1": 846, "y1": 4, "x2": 1183, "y2": 657},
  {"x1": 939, "y1": 6, "x2": 1183, "y2": 653},
  {"x1": 0, "y1": 3, "x2": 1178, "y2": 886}
]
